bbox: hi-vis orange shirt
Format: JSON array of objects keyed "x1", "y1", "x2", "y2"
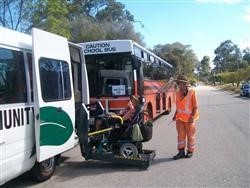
[{"x1": 176, "y1": 89, "x2": 199, "y2": 122}]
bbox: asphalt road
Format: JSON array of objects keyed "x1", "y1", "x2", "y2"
[{"x1": 2, "y1": 85, "x2": 250, "y2": 187}]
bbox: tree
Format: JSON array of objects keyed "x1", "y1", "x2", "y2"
[
  {"x1": 213, "y1": 40, "x2": 242, "y2": 73},
  {"x1": 197, "y1": 56, "x2": 211, "y2": 83},
  {"x1": 198, "y1": 56, "x2": 211, "y2": 75},
  {"x1": 68, "y1": 0, "x2": 110, "y2": 19},
  {"x1": 69, "y1": 0, "x2": 144, "y2": 44},
  {"x1": 1, "y1": 0, "x2": 143, "y2": 44},
  {"x1": 0, "y1": 0, "x2": 33, "y2": 32},
  {"x1": 70, "y1": 15, "x2": 106, "y2": 42},
  {"x1": 95, "y1": 0, "x2": 133, "y2": 22},
  {"x1": 242, "y1": 47, "x2": 250, "y2": 66},
  {"x1": 153, "y1": 42, "x2": 198, "y2": 77},
  {"x1": 29, "y1": 0, "x2": 71, "y2": 38}
]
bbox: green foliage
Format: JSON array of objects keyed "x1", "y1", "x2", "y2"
[
  {"x1": 243, "y1": 47, "x2": 250, "y2": 65},
  {"x1": 69, "y1": 0, "x2": 143, "y2": 44},
  {"x1": 153, "y1": 42, "x2": 198, "y2": 77},
  {"x1": 213, "y1": 40, "x2": 242, "y2": 73},
  {"x1": 1, "y1": 0, "x2": 248, "y2": 80},
  {"x1": 45, "y1": 0, "x2": 71, "y2": 38},
  {"x1": 1, "y1": 0, "x2": 143, "y2": 44},
  {"x1": 197, "y1": 55, "x2": 211, "y2": 82},
  {"x1": 212, "y1": 41, "x2": 250, "y2": 86},
  {"x1": 70, "y1": 15, "x2": 106, "y2": 42},
  {"x1": 215, "y1": 66, "x2": 250, "y2": 86},
  {"x1": 189, "y1": 77, "x2": 198, "y2": 86},
  {"x1": 95, "y1": 1, "x2": 134, "y2": 22}
]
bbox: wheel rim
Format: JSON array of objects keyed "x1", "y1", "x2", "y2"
[
  {"x1": 122, "y1": 147, "x2": 134, "y2": 157},
  {"x1": 120, "y1": 143, "x2": 138, "y2": 158}
]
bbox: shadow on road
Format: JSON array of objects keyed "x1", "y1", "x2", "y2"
[
  {"x1": 1, "y1": 173, "x2": 38, "y2": 188},
  {"x1": 233, "y1": 95, "x2": 250, "y2": 100},
  {"x1": 1, "y1": 158, "x2": 143, "y2": 187},
  {"x1": 55, "y1": 156, "x2": 176, "y2": 182},
  {"x1": 151, "y1": 157, "x2": 174, "y2": 165}
]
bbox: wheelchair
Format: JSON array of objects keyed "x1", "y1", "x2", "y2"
[{"x1": 85, "y1": 101, "x2": 155, "y2": 168}]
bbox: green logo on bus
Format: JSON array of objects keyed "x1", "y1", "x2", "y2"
[{"x1": 40, "y1": 106, "x2": 73, "y2": 146}]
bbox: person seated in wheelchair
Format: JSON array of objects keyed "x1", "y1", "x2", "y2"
[
  {"x1": 118, "y1": 95, "x2": 139, "y2": 123},
  {"x1": 90, "y1": 96, "x2": 153, "y2": 155},
  {"x1": 109, "y1": 95, "x2": 140, "y2": 141},
  {"x1": 94, "y1": 95, "x2": 140, "y2": 139}
]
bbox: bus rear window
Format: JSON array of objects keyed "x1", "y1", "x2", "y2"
[{"x1": 39, "y1": 58, "x2": 71, "y2": 101}]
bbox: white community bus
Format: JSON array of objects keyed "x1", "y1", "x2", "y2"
[
  {"x1": 80, "y1": 40, "x2": 175, "y2": 120},
  {"x1": 0, "y1": 27, "x2": 90, "y2": 185}
]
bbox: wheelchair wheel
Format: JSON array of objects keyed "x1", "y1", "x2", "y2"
[{"x1": 119, "y1": 143, "x2": 138, "y2": 158}]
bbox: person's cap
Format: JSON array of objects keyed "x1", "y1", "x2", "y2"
[{"x1": 175, "y1": 75, "x2": 189, "y2": 84}]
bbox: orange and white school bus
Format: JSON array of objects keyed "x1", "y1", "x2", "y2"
[{"x1": 80, "y1": 40, "x2": 175, "y2": 119}]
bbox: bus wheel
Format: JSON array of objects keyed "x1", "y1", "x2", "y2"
[
  {"x1": 163, "y1": 99, "x2": 171, "y2": 115},
  {"x1": 147, "y1": 105, "x2": 153, "y2": 121},
  {"x1": 30, "y1": 156, "x2": 56, "y2": 182}
]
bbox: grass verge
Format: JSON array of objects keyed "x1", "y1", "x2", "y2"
[{"x1": 215, "y1": 83, "x2": 241, "y2": 94}]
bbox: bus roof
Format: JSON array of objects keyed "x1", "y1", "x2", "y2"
[
  {"x1": 0, "y1": 27, "x2": 32, "y2": 50},
  {"x1": 133, "y1": 42, "x2": 173, "y2": 69},
  {"x1": 79, "y1": 39, "x2": 173, "y2": 68}
]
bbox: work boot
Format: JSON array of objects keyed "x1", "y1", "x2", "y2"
[
  {"x1": 173, "y1": 149, "x2": 185, "y2": 160},
  {"x1": 185, "y1": 151, "x2": 193, "y2": 158}
]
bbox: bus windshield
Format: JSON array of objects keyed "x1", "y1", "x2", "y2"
[{"x1": 85, "y1": 52, "x2": 133, "y2": 97}]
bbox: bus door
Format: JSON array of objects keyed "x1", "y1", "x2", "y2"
[{"x1": 32, "y1": 28, "x2": 75, "y2": 162}]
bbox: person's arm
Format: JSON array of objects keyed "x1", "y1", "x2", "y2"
[
  {"x1": 173, "y1": 90, "x2": 178, "y2": 121},
  {"x1": 173, "y1": 110, "x2": 177, "y2": 121},
  {"x1": 122, "y1": 102, "x2": 135, "y2": 121},
  {"x1": 189, "y1": 91, "x2": 198, "y2": 123},
  {"x1": 119, "y1": 101, "x2": 131, "y2": 116}
]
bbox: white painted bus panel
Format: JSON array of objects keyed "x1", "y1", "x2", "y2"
[
  {"x1": 32, "y1": 28, "x2": 75, "y2": 162},
  {"x1": 0, "y1": 27, "x2": 35, "y2": 185},
  {"x1": 0, "y1": 105, "x2": 35, "y2": 185}
]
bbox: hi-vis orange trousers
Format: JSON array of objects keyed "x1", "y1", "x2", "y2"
[{"x1": 176, "y1": 120, "x2": 196, "y2": 152}]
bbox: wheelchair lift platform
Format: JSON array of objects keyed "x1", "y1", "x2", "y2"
[
  {"x1": 80, "y1": 101, "x2": 156, "y2": 169},
  {"x1": 89, "y1": 149, "x2": 156, "y2": 169}
]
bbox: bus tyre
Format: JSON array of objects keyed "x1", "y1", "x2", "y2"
[
  {"x1": 30, "y1": 157, "x2": 56, "y2": 182},
  {"x1": 163, "y1": 109, "x2": 170, "y2": 115},
  {"x1": 146, "y1": 106, "x2": 153, "y2": 121}
]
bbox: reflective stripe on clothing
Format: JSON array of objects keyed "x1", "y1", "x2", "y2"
[
  {"x1": 177, "y1": 140, "x2": 186, "y2": 149},
  {"x1": 176, "y1": 120, "x2": 196, "y2": 152},
  {"x1": 188, "y1": 143, "x2": 195, "y2": 151},
  {"x1": 176, "y1": 89, "x2": 199, "y2": 122}
]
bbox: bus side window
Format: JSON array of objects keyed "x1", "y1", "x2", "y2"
[
  {"x1": 27, "y1": 52, "x2": 34, "y2": 102},
  {"x1": 0, "y1": 47, "x2": 27, "y2": 104}
]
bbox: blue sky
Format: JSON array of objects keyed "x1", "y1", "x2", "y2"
[{"x1": 118, "y1": 0, "x2": 250, "y2": 62}]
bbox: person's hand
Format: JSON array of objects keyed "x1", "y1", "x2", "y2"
[
  {"x1": 189, "y1": 116, "x2": 194, "y2": 124},
  {"x1": 118, "y1": 110, "x2": 124, "y2": 116}
]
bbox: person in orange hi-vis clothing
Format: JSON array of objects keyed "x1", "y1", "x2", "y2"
[{"x1": 172, "y1": 75, "x2": 199, "y2": 160}]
